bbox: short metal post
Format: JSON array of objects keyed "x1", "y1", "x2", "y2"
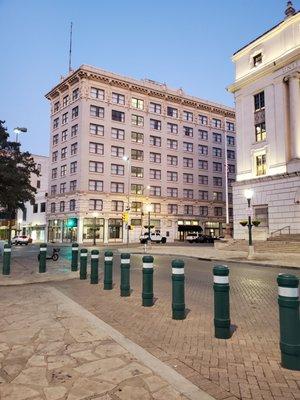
[
  {"x1": 172, "y1": 259, "x2": 185, "y2": 320},
  {"x1": 142, "y1": 255, "x2": 154, "y2": 306},
  {"x1": 90, "y1": 249, "x2": 99, "y2": 284},
  {"x1": 104, "y1": 250, "x2": 113, "y2": 290},
  {"x1": 213, "y1": 265, "x2": 231, "y2": 339},
  {"x1": 120, "y1": 253, "x2": 130, "y2": 297},
  {"x1": 3, "y1": 244, "x2": 11, "y2": 275},
  {"x1": 277, "y1": 273, "x2": 300, "y2": 371},
  {"x1": 39, "y1": 243, "x2": 47, "y2": 273},
  {"x1": 71, "y1": 242, "x2": 79, "y2": 271},
  {"x1": 80, "y1": 248, "x2": 88, "y2": 280}
]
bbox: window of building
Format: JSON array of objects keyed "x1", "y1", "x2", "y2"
[
  {"x1": 226, "y1": 122, "x2": 235, "y2": 131},
  {"x1": 183, "y1": 157, "x2": 193, "y2": 168},
  {"x1": 167, "y1": 171, "x2": 178, "y2": 181},
  {"x1": 111, "y1": 200, "x2": 124, "y2": 211},
  {"x1": 214, "y1": 207, "x2": 223, "y2": 216},
  {"x1": 213, "y1": 162, "x2": 222, "y2": 172},
  {"x1": 198, "y1": 159, "x2": 208, "y2": 170},
  {"x1": 36, "y1": 180, "x2": 40, "y2": 189},
  {"x1": 167, "y1": 155, "x2": 178, "y2": 166},
  {"x1": 168, "y1": 204, "x2": 178, "y2": 214},
  {"x1": 254, "y1": 91, "x2": 265, "y2": 111},
  {"x1": 61, "y1": 130, "x2": 68, "y2": 142},
  {"x1": 40, "y1": 202, "x2": 46, "y2": 213},
  {"x1": 213, "y1": 132, "x2": 222, "y2": 143},
  {"x1": 149, "y1": 152, "x2": 161, "y2": 163},
  {"x1": 51, "y1": 168, "x2": 57, "y2": 179},
  {"x1": 167, "y1": 122, "x2": 178, "y2": 134},
  {"x1": 183, "y1": 126, "x2": 193, "y2": 137},
  {"x1": 212, "y1": 118, "x2": 222, "y2": 128},
  {"x1": 111, "y1": 128, "x2": 125, "y2": 140},
  {"x1": 111, "y1": 145, "x2": 124, "y2": 157},
  {"x1": 256, "y1": 154, "x2": 266, "y2": 176},
  {"x1": 167, "y1": 138, "x2": 178, "y2": 149},
  {"x1": 131, "y1": 148, "x2": 143, "y2": 161},
  {"x1": 228, "y1": 192, "x2": 233, "y2": 202},
  {"x1": 53, "y1": 134, "x2": 59, "y2": 145},
  {"x1": 62, "y1": 94, "x2": 69, "y2": 106},
  {"x1": 150, "y1": 135, "x2": 161, "y2": 147},
  {"x1": 89, "y1": 180, "x2": 103, "y2": 191},
  {"x1": 89, "y1": 123, "x2": 104, "y2": 136},
  {"x1": 183, "y1": 173, "x2": 193, "y2": 183},
  {"x1": 149, "y1": 186, "x2": 161, "y2": 196},
  {"x1": 60, "y1": 165, "x2": 67, "y2": 177},
  {"x1": 150, "y1": 119, "x2": 161, "y2": 130},
  {"x1": 183, "y1": 189, "x2": 194, "y2": 199},
  {"x1": 70, "y1": 161, "x2": 77, "y2": 173},
  {"x1": 199, "y1": 145, "x2": 208, "y2": 155},
  {"x1": 111, "y1": 182, "x2": 124, "y2": 193},
  {"x1": 254, "y1": 205, "x2": 269, "y2": 227},
  {"x1": 89, "y1": 142, "x2": 104, "y2": 155},
  {"x1": 227, "y1": 135, "x2": 235, "y2": 145},
  {"x1": 112, "y1": 92, "x2": 125, "y2": 105},
  {"x1": 60, "y1": 182, "x2": 66, "y2": 193},
  {"x1": 199, "y1": 115, "x2": 208, "y2": 125},
  {"x1": 184, "y1": 205, "x2": 193, "y2": 215},
  {"x1": 132, "y1": 114, "x2": 144, "y2": 126},
  {"x1": 212, "y1": 147, "x2": 222, "y2": 157},
  {"x1": 33, "y1": 203, "x2": 38, "y2": 213},
  {"x1": 89, "y1": 199, "x2": 103, "y2": 211},
  {"x1": 131, "y1": 184, "x2": 143, "y2": 195},
  {"x1": 90, "y1": 105, "x2": 104, "y2": 118},
  {"x1": 89, "y1": 161, "x2": 104, "y2": 173},
  {"x1": 71, "y1": 124, "x2": 78, "y2": 138},
  {"x1": 62, "y1": 112, "x2": 68, "y2": 125},
  {"x1": 167, "y1": 187, "x2": 178, "y2": 197},
  {"x1": 52, "y1": 151, "x2": 58, "y2": 162},
  {"x1": 228, "y1": 164, "x2": 235, "y2": 173},
  {"x1": 150, "y1": 169, "x2": 161, "y2": 180},
  {"x1": 111, "y1": 164, "x2": 124, "y2": 175},
  {"x1": 131, "y1": 131, "x2": 144, "y2": 143},
  {"x1": 228, "y1": 178, "x2": 235, "y2": 186},
  {"x1": 183, "y1": 111, "x2": 193, "y2": 122},
  {"x1": 53, "y1": 118, "x2": 59, "y2": 130},
  {"x1": 70, "y1": 180, "x2": 77, "y2": 191},
  {"x1": 131, "y1": 201, "x2": 142, "y2": 212},
  {"x1": 227, "y1": 150, "x2": 235, "y2": 159},
  {"x1": 72, "y1": 106, "x2": 79, "y2": 119},
  {"x1": 53, "y1": 101, "x2": 60, "y2": 112},
  {"x1": 112, "y1": 110, "x2": 125, "y2": 123},
  {"x1": 253, "y1": 52, "x2": 262, "y2": 67},
  {"x1": 213, "y1": 191, "x2": 223, "y2": 201},
  {"x1": 131, "y1": 166, "x2": 143, "y2": 177},
  {"x1": 149, "y1": 102, "x2": 161, "y2": 114},
  {"x1": 199, "y1": 175, "x2": 208, "y2": 185},
  {"x1": 167, "y1": 106, "x2": 178, "y2": 118},
  {"x1": 183, "y1": 142, "x2": 193, "y2": 152},
  {"x1": 131, "y1": 98, "x2": 144, "y2": 110},
  {"x1": 70, "y1": 142, "x2": 78, "y2": 155},
  {"x1": 59, "y1": 201, "x2": 65, "y2": 212},
  {"x1": 255, "y1": 122, "x2": 266, "y2": 142},
  {"x1": 213, "y1": 176, "x2": 222, "y2": 186},
  {"x1": 151, "y1": 203, "x2": 161, "y2": 213},
  {"x1": 229, "y1": 208, "x2": 233, "y2": 217},
  {"x1": 50, "y1": 185, "x2": 57, "y2": 195},
  {"x1": 50, "y1": 202, "x2": 56, "y2": 213},
  {"x1": 199, "y1": 206, "x2": 208, "y2": 216},
  {"x1": 199, "y1": 130, "x2": 208, "y2": 140},
  {"x1": 72, "y1": 88, "x2": 79, "y2": 100},
  {"x1": 90, "y1": 87, "x2": 104, "y2": 100},
  {"x1": 61, "y1": 147, "x2": 67, "y2": 159},
  {"x1": 69, "y1": 199, "x2": 76, "y2": 211},
  {"x1": 199, "y1": 190, "x2": 208, "y2": 200}
]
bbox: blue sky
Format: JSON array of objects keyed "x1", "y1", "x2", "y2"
[{"x1": 0, "y1": 0, "x2": 295, "y2": 155}]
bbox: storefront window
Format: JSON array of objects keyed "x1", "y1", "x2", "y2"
[
  {"x1": 82, "y1": 218, "x2": 104, "y2": 241},
  {"x1": 109, "y1": 218, "x2": 123, "y2": 240}
]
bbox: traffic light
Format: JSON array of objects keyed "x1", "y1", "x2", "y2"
[
  {"x1": 122, "y1": 212, "x2": 129, "y2": 223},
  {"x1": 66, "y1": 218, "x2": 77, "y2": 228}
]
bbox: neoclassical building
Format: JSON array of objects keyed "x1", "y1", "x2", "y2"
[
  {"x1": 228, "y1": 2, "x2": 300, "y2": 239},
  {"x1": 45, "y1": 65, "x2": 236, "y2": 244}
]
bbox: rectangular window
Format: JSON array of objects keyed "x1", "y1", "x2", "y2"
[
  {"x1": 62, "y1": 95, "x2": 69, "y2": 106},
  {"x1": 213, "y1": 176, "x2": 222, "y2": 186},
  {"x1": 227, "y1": 135, "x2": 235, "y2": 145},
  {"x1": 227, "y1": 150, "x2": 235, "y2": 159},
  {"x1": 60, "y1": 201, "x2": 65, "y2": 212},
  {"x1": 184, "y1": 205, "x2": 193, "y2": 215},
  {"x1": 150, "y1": 135, "x2": 161, "y2": 147},
  {"x1": 53, "y1": 101, "x2": 60, "y2": 112},
  {"x1": 89, "y1": 180, "x2": 103, "y2": 191},
  {"x1": 52, "y1": 134, "x2": 58, "y2": 145},
  {"x1": 60, "y1": 165, "x2": 67, "y2": 177},
  {"x1": 52, "y1": 151, "x2": 58, "y2": 162},
  {"x1": 150, "y1": 119, "x2": 161, "y2": 130},
  {"x1": 183, "y1": 126, "x2": 193, "y2": 137},
  {"x1": 60, "y1": 182, "x2": 66, "y2": 193},
  {"x1": 61, "y1": 147, "x2": 67, "y2": 159},
  {"x1": 90, "y1": 105, "x2": 104, "y2": 118},
  {"x1": 214, "y1": 207, "x2": 223, "y2": 216},
  {"x1": 255, "y1": 122, "x2": 266, "y2": 142},
  {"x1": 111, "y1": 182, "x2": 124, "y2": 193},
  {"x1": 167, "y1": 171, "x2": 178, "y2": 181},
  {"x1": 90, "y1": 87, "x2": 104, "y2": 100},
  {"x1": 53, "y1": 118, "x2": 59, "y2": 129},
  {"x1": 149, "y1": 152, "x2": 161, "y2": 163},
  {"x1": 70, "y1": 161, "x2": 77, "y2": 173},
  {"x1": 226, "y1": 122, "x2": 235, "y2": 131},
  {"x1": 151, "y1": 203, "x2": 161, "y2": 213},
  {"x1": 253, "y1": 53, "x2": 262, "y2": 67},
  {"x1": 256, "y1": 154, "x2": 266, "y2": 176},
  {"x1": 112, "y1": 110, "x2": 125, "y2": 123},
  {"x1": 62, "y1": 112, "x2": 68, "y2": 125},
  {"x1": 167, "y1": 187, "x2": 178, "y2": 197},
  {"x1": 199, "y1": 130, "x2": 208, "y2": 140},
  {"x1": 167, "y1": 139, "x2": 178, "y2": 149},
  {"x1": 198, "y1": 145, "x2": 208, "y2": 155},
  {"x1": 112, "y1": 92, "x2": 125, "y2": 105},
  {"x1": 183, "y1": 142, "x2": 193, "y2": 152},
  {"x1": 131, "y1": 201, "x2": 142, "y2": 212},
  {"x1": 150, "y1": 186, "x2": 161, "y2": 196},
  {"x1": 71, "y1": 124, "x2": 78, "y2": 138},
  {"x1": 111, "y1": 164, "x2": 124, "y2": 175},
  {"x1": 254, "y1": 91, "x2": 265, "y2": 111},
  {"x1": 40, "y1": 202, "x2": 46, "y2": 213},
  {"x1": 167, "y1": 155, "x2": 178, "y2": 166},
  {"x1": 198, "y1": 159, "x2": 208, "y2": 170},
  {"x1": 199, "y1": 206, "x2": 208, "y2": 216},
  {"x1": 131, "y1": 98, "x2": 144, "y2": 110},
  {"x1": 89, "y1": 142, "x2": 104, "y2": 155},
  {"x1": 70, "y1": 142, "x2": 78, "y2": 155},
  {"x1": 111, "y1": 146, "x2": 124, "y2": 157},
  {"x1": 132, "y1": 114, "x2": 144, "y2": 127},
  {"x1": 167, "y1": 106, "x2": 178, "y2": 118},
  {"x1": 131, "y1": 184, "x2": 143, "y2": 195},
  {"x1": 149, "y1": 102, "x2": 161, "y2": 114},
  {"x1": 33, "y1": 204, "x2": 38, "y2": 213},
  {"x1": 50, "y1": 203, "x2": 56, "y2": 213},
  {"x1": 213, "y1": 132, "x2": 222, "y2": 143},
  {"x1": 228, "y1": 178, "x2": 235, "y2": 186},
  {"x1": 150, "y1": 169, "x2": 161, "y2": 180},
  {"x1": 111, "y1": 200, "x2": 124, "y2": 211},
  {"x1": 199, "y1": 115, "x2": 208, "y2": 125},
  {"x1": 213, "y1": 147, "x2": 222, "y2": 157},
  {"x1": 61, "y1": 130, "x2": 68, "y2": 142},
  {"x1": 72, "y1": 88, "x2": 79, "y2": 100},
  {"x1": 183, "y1": 157, "x2": 193, "y2": 168},
  {"x1": 70, "y1": 180, "x2": 77, "y2": 191},
  {"x1": 228, "y1": 164, "x2": 235, "y2": 173},
  {"x1": 212, "y1": 118, "x2": 222, "y2": 128},
  {"x1": 89, "y1": 199, "x2": 103, "y2": 211},
  {"x1": 89, "y1": 161, "x2": 104, "y2": 173},
  {"x1": 131, "y1": 166, "x2": 143, "y2": 178},
  {"x1": 72, "y1": 106, "x2": 79, "y2": 119},
  {"x1": 199, "y1": 190, "x2": 208, "y2": 200},
  {"x1": 131, "y1": 149, "x2": 143, "y2": 160},
  {"x1": 51, "y1": 168, "x2": 57, "y2": 179},
  {"x1": 183, "y1": 173, "x2": 193, "y2": 183},
  {"x1": 183, "y1": 111, "x2": 193, "y2": 122},
  {"x1": 131, "y1": 131, "x2": 144, "y2": 143},
  {"x1": 69, "y1": 199, "x2": 76, "y2": 211},
  {"x1": 168, "y1": 204, "x2": 178, "y2": 214},
  {"x1": 213, "y1": 191, "x2": 223, "y2": 201},
  {"x1": 198, "y1": 175, "x2": 208, "y2": 185},
  {"x1": 167, "y1": 122, "x2": 178, "y2": 134},
  {"x1": 90, "y1": 123, "x2": 104, "y2": 136},
  {"x1": 111, "y1": 128, "x2": 125, "y2": 140},
  {"x1": 213, "y1": 162, "x2": 222, "y2": 172}
]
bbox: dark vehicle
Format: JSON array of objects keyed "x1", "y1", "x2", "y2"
[
  {"x1": 186, "y1": 234, "x2": 214, "y2": 244},
  {"x1": 37, "y1": 247, "x2": 60, "y2": 261}
]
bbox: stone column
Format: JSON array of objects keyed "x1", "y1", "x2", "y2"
[
  {"x1": 104, "y1": 218, "x2": 109, "y2": 244},
  {"x1": 287, "y1": 73, "x2": 300, "y2": 159},
  {"x1": 77, "y1": 217, "x2": 84, "y2": 244}
]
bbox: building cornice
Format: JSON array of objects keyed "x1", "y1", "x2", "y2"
[{"x1": 233, "y1": 170, "x2": 300, "y2": 187}]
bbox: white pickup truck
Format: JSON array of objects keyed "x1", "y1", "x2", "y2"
[{"x1": 139, "y1": 231, "x2": 167, "y2": 244}]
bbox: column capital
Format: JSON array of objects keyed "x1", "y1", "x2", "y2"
[{"x1": 284, "y1": 71, "x2": 300, "y2": 82}]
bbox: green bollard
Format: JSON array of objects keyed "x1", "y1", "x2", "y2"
[
  {"x1": 277, "y1": 273, "x2": 300, "y2": 371},
  {"x1": 213, "y1": 265, "x2": 231, "y2": 339},
  {"x1": 104, "y1": 250, "x2": 113, "y2": 290},
  {"x1": 90, "y1": 249, "x2": 99, "y2": 284},
  {"x1": 172, "y1": 259, "x2": 186, "y2": 320},
  {"x1": 120, "y1": 253, "x2": 131, "y2": 297},
  {"x1": 3, "y1": 244, "x2": 11, "y2": 275},
  {"x1": 142, "y1": 255, "x2": 154, "y2": 307},
  {"x1": 80, "y1": 248, "x2": 88, "y2": 280},
  {"x1": 71, "y1": 243, "x2": 79, "y2": 271},
  {"x1": 39, "y1": 243, "x2": 47, "y2": 273}
]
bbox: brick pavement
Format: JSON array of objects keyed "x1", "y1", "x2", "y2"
[{"x1": 54, "y1": 254, "x2": 300, "y2": 400}]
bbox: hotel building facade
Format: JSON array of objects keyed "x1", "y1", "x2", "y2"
[
  {"x1": 45, "y1": 65, "x2": 236, "y2": 244},
  {"x1": 228, "y1": 3, "x2": 300, "y2": 240}
]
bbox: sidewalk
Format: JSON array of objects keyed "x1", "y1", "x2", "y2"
[{"x1": 0, "y1": 285, "x2": 214, "y2": 400}]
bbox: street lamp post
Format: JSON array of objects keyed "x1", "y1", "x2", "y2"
[
  {"x1": 13, "y1": 127, "x2": 27, "y2": 143},
  {"x1": 92, "y1": 212, "x2": 98, "y2": 246},
  {"x1": 244, "y1": 189, "x2": 254, "y2": 259},
  {"x1": 145, "y1": 204, "x2": 153, "y2": 239}
]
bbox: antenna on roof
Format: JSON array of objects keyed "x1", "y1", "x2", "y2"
[
  {"x1": 68, "y1": 22, "x2": 73, "y2": 73},
  {"x1": 285, "y1": 1, "x2": 296, "y2": 18}
]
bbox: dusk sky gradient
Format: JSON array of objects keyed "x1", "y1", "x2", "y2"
[{"x1": 0, "y1": 0, "x2": 296, "y2": 156}]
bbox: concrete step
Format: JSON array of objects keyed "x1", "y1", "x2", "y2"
[
  {"x1": 268, "y1": 234, "x2": 300, "y2": 242},
  {"x1": 224, "y1": 239, "x2": 300, "y2": 253}
]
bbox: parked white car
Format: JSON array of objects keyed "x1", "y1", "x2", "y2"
[
  {"x1": 139, "y1": 231, "x2": 167, "y2": 244},
  {"x1": 11, "y1": 235, "x2": 32, "y2": 245}
]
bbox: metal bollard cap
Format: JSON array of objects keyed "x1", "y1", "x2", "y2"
[
  {"x1": 213, "y1": 265, "x2": 229, "y2": 277},
  {"x1": 105, "y1": 250, "x2": 113, "y2": 257},
  {"x1": 121, "y1": 253, "x2": 130, "y2": 259},
  {"x1": 40, "y1": 243, "x2": 47, "y2": 248},
  {"x1": 80, "y1": 248, "x2": 88, "y2": 253},
  {"x1": 72, "y1": 243, "x2": 79, "y2": 247},
  {"x1": 172, "y1": 259, "x2": 184, "y2": 269},
  {"x1": 91, "y1": 249, "x2": 99, "y2": 255},
  {"x1": 277, "y1": 273, "x2": 299, "y2": 288},
  {"x1": 143, "y1": 255, "x2": 154, "y2": 263},
  {"x1": 4, "y1": 243, "x2": 11, "y2": 249}
]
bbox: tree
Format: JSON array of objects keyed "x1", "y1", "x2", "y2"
[{"x1": 0, "y1": 121, "x2": 39, "y2": 242}]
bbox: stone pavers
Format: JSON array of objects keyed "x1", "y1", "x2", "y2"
[
  {"x1": 0, "y1": 284, "x2": 213, "y2": 400},
  {"x1": 54, "y1": 255, "x2": 300, "y2": 400}
]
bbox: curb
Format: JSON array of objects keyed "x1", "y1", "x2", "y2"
[{"x1": 0, "y1": 271, "x2": 78, "y2": 286}]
